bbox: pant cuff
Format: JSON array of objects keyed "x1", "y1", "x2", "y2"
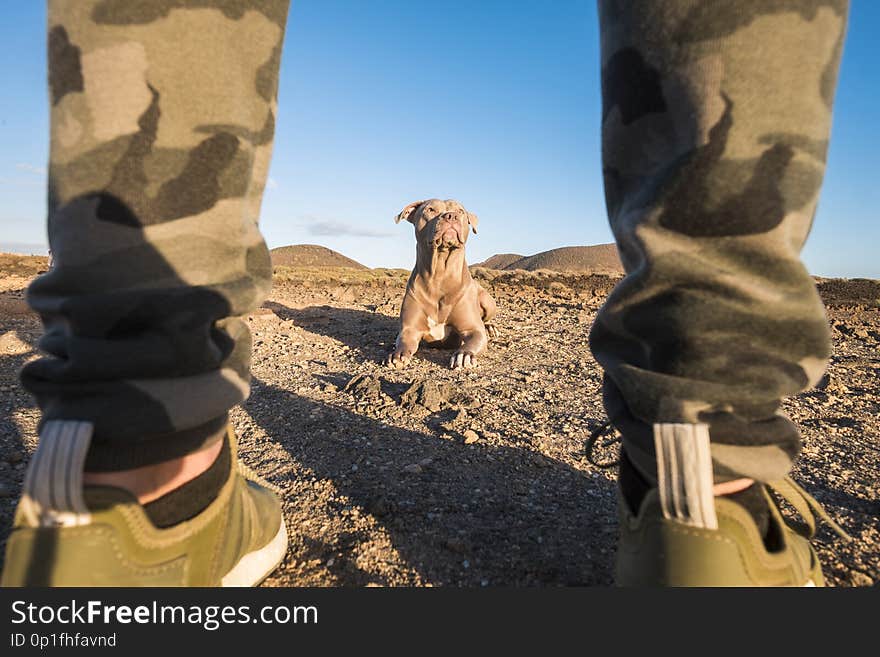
[{"x1": 83, "y1": 413, "x2": 229, "y2": 472}]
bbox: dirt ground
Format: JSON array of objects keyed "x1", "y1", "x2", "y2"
[{"x1": 1, "y1": 260, "x2": 878, "y2": 586}]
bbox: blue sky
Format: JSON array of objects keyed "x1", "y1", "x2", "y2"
[{"x1": 1, "y1": 2, "x2": 877, "y2": 277}]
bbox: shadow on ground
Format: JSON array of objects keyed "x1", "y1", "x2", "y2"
[
  {"x1": 245, "y1": 376, "x2": 618, "y2": 586},
  {"x1": 264, "y1": 301, "x2": 475, "y2": 368},
  {"x1": 0, "y1": 291, "x2": 40, "y2": 570}
]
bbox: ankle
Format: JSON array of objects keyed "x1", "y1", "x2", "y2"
[
  {"x1": 83, "y1": 437, "x2": 225, "y2": 505},
  {"x1": 713, "y1": 478, "x2": 754, "y2": 497}
]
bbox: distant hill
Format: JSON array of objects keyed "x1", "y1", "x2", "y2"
[
  {"x1": 473, "y1": 253, "x2": 525, "y2": 270},
  {"x1": 270, "y1": 244, "x2": 367, "y2": 269},
  {"x1": 474, "y1": 244, "x2": 623, "y2": 274},
  {"x1": 0, "y1": 253, "x2": 49, "y2": 277}
]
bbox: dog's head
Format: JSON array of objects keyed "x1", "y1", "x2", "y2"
[{"x1": 394, "y1": 199, "x2": 478, "y2": 252}]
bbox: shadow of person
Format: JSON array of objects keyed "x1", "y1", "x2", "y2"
[
  {"x1": 0, "y1": 298, "x2": 42, "y2": 571},
  {"x1": 263, "y1": 301, "x2": 479, "y2": 368},
  {"x1": 243, "y1": 376, "x2": 618, "y2": 586},
  {"x1": 264, "y1": 302, "x2": 397, "y2": 359}
]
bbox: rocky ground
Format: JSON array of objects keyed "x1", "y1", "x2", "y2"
[{"x1": 0, "y1": 260, "x2": 878, "y2": 586}]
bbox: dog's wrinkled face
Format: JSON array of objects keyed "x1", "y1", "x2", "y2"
[{"x1": 395, "y1": 199, "x2": 479, "y2": 251}]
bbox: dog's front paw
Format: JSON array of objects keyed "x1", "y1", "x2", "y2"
[
  {"x1": 386, "y1": 348, "x2": 414, "y2": 369},
  {"x1": 450, "y1": 350, "x2": 477, "y2": 370}
]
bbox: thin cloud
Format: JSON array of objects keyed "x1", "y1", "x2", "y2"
[
  {"x1": 15, "y1": 163, "x2": 46, "y2": 175},
  {"x1": 306, "y1": 219, "x2": 393, "y2": 239}
]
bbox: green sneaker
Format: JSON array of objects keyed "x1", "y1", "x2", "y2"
[
  {"x1": 1, "y1": 422, "x2": 287, "y2": 587},
  {"x1": 615, "y1": 476, "x2": 851, "y2": 587},
  {"x1": 609, "y1": 423, "x2": 852, "y2": 587}
]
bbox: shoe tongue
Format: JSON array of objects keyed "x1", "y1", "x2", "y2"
[{"x1": 725, "y1": 484, "x2": 770, "y2": 539}]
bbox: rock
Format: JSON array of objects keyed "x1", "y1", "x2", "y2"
[
  {"x1": 445, "y1": 537, "x2": 467, "y2": 553},
  {"x1": 400, "y1": 379, "x2": 450, "y2": 412},
  {"x1": 402, "y1": 463, "x2": 422, "y2": 474},
  {"x1": 531, "y1": 454, "x2": 551, "y2": 468},
  {"x1": 248, "y1": 307, "x2": 280, "y2": 322},
  {"x1": 6, "y1": 451, "x2": 23, "y2": 464},
  {"x1": 849, "y1": 570, "x2": 873, "y2": 587},
  {"x1": 368, "y1": 497, "x2": 391, "y2": 517},
  {"x1": 449, "y1": 392, "x2": 482, "y2": 409},
  {"x1": 344, "y1": 373, "x2": 382, "y2": 400},
  {"x1": 463, "y1": 430, "x2": 480, "y2": 444}
]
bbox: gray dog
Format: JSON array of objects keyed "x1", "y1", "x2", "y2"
[{"x1": 386, "y1": 199, "x2": 497, "y2": 370}]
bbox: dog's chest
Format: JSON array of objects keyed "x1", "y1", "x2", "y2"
[{"x1": 426, "y1": 317, "x2": 448, "y2": 341}]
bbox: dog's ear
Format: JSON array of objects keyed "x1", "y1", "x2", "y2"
[
  {"x1": 467, "y1": 212, "x2": 479, "y2": 234},
  {"x1": 395, "y1": 200, "x2": 428, "y2": 224}
]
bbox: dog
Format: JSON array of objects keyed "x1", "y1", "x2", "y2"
[{"x1": 386, "y1": 199, "x2": 497, "y2": 370}]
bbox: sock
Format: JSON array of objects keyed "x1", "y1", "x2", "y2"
[
  {"x1": 618, "y1": 449, "x2": 770, "y2": 538},
  {"x1": 143, "y1": 434, "x2": 231, "y2": 528}
]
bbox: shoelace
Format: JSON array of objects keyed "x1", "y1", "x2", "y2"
[
  {"x1": 584, "y1": 421, "x2": 620, "y2": 469},
  {"x1": 583, "y1": 420, "x2": 853, "y2": 541},
  {"x1": 767, "y1": 476, "x2": 852, "y2": 542}
]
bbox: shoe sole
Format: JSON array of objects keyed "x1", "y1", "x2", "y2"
[{"x1": 221, "y1": 519, "x2": 288, "y2": 587}]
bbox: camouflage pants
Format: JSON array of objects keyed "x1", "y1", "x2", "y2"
[
  {"x1": 22, "y1": 0, "x2": 290, "y2": 470},
  {"x1": 590, "y1": 0, "x2": 848, "y2": 483},
  {"x1": 25, "y1": 1, "x2": 846, "y2": 480}
]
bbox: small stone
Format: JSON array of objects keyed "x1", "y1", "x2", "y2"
[
  {"x1": 531, "y1": 454, "x2": 551, "y2": 468},
  {"x1": 850, "y1": 571, "x2": 873, "y2": 587},
  {"x1": 445, "y1": 538, "x2": 467, "y2": 553},
  {"x1": 6, "y1": 451, "x2": 23, "y2": 464},
  {"x1": 403, "y1": 463, "x2": 422, "y2": 474},
  {"x1": 369, "y1": 498, "x2": 390, "y2": 517},
  {"x1": 418, "y1": 457, "x2": 433, "y2": 467},
  {"x1": 463, "y1": 430, "x2": 480, "y2": 444},
  {"x1": 350, "y1": 464, "x2": 358, "y2": 472}
]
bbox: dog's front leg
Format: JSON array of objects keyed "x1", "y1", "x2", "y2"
[{"x1": 450, "y1": 329, "x2": 487, "y2": 369}]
